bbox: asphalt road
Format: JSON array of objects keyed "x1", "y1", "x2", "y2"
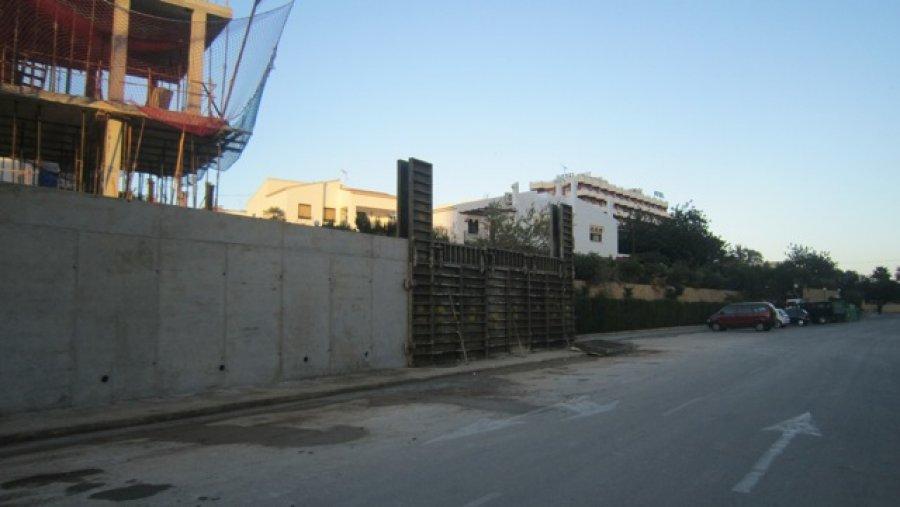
[{"x1": 2, "y1": 315, "x2": 899, "y2": 506}]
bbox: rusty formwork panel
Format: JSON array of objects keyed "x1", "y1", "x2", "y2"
[{"x1": 397, "y1": 157, "x2": 574, "y2": 365}]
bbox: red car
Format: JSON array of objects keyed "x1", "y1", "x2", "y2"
[{"x1": 707, "y1": 302, "x2": 777, "y2": 332}]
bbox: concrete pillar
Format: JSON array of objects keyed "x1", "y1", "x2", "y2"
[
  {"x1": 108, "y1": 0, "x2": 130, "y2": 102},
  {"x1": 187, "y1": 9, "x2": 207, "y2": 114},
  {"x1": 101, "y1": 118, "x2": 124, "y2": 197},
  {"x1": 103, "y1": 0, "x2": 128, "y2": 199}
]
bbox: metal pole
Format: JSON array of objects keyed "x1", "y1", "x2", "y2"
[
  {"x1": 10, "y1": 101, "x2": 17, "y2": 161},
  {"x1": 172, "y1": 130, "x2": 186, "y2": 206},
  {"x1": 127, "y1": 118, "x2": 145, "y2": 195},
  {"x1": 51, "y1": 9, "x2": 59, "y2": 92},
  {"x1": 214, "y1": 143, "x2": 221, "y2": 209},
  {"x1": 190, "y1": 135, "x2": 197, "y2": 208},
  {"x1": 84, "y1": 0, "x2": 97, "y2": 97},
  {"x1": 35, "y1": 106, "x2": 42, "y2": 170},
  {"x1": 77, "y1": 110, "x2": 86, "y2": 192},
  {"x1": 11, "y1": 2, "x2": 20, "y2": 86},
  {"x1": 66, "y1": 4, "x2": 76, "y2": 94}
]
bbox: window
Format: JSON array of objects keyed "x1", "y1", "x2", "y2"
[
  {"x1": 340, "y1": 207, "x2": 348, "y2": 224},
  {"x1": 297, "y1": 203, "x2": 312, "y2": 220},
  {"x1": 467, "y1": 219, "x2": 479, "y2": 234},
  {"x1": 589, "y1": 225, "x2": 603, "y2": 243},
  {"x1": 323, "y1": 207, "x2": 336, "y2": 224}
]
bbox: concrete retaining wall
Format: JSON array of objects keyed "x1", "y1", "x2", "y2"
[{"x1": 0, "y1": 185, "x2": 408, "y2": 414}]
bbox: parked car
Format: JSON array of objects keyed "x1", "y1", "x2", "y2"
[
  {"x1": 707, "y1": 302, "x2": 778, "y2": 331},
  {"x1": 802, "y1": 301, "x2": 836, "y2": 324},
  {"x1": 775, "y1": 308, "x2": 791, "y2": 328},
  {"x1": 784, "y1": 306, "x2": 810, "y2": 326}
]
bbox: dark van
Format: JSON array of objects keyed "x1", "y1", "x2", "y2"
[{"x1": 707, "y1": 302, "x2": 777, "y2": 332}]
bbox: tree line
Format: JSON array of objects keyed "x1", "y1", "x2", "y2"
[{"x1": 576, "y1": 204, "x2": 900, "y2": 309}]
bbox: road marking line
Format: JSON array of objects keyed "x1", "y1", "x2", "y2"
[
  {"x1": 427, "y1": 397, "x2": 618, "y2": 444},
  {"x1": 463, "y1": 492, "x2": 502, "y2": 507},
  {"x1": 562, "y1": 398, "x2": 619, "y2": 420},
  {"x1": 732, "y1": 412, "x2": 821, "y2": 494},
  {"x1": 662, "y1": 397, "x2": 704, "y2": 416},
  {"x1": 427, "y1": 418, "x2": 525, "y2": 444}
]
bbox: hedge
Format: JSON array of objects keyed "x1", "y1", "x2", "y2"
[{"x1": 575, "y1": 291, "x2": 724, "y2": 334}]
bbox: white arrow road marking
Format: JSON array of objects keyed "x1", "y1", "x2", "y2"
[
  {"x1": 732, "y1": 412, "x2": 822, "y2": 494},
  {"x1": 427, "y1": 396, "x2": 618, "y2": 444}
]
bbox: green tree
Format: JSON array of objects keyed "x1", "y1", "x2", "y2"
[
  {"x1": 262, "y1": 206, "x2": 285, "y2": 221},
  {"x1": 354, "y1": 213, "x2": 397, "y2": 236},
  {"x1": 467, "y1": 201, "x2": 551, "y2": 255},
  {"x1": 837, "y1": 270, "x2": 865, "y2": 307},
  {"x1": 432, "y1": 226, "x2": 450, "y2": 242},
  {"x1": 866, "y1": 266, "x2": 900, "y2": 313},
  {"x1": 619, "y1": 203, "x2": 725, "y2": 266},
  {"x1": 777, "y1": 244, "x2": 839, "y2": 293},
  {"x1": 320, "y1": 220, "x2": 353, "y2": 231},
  {"x1": 727, "y1": 245, "x2": 764, "y2": 266}
]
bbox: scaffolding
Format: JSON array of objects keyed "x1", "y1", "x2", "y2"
[{"x1": 0, "y1": 0, "x2": 292, "y2": 207}]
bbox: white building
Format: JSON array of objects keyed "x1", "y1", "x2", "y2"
[
  {"x1": 433, "y1": 183, "x2": 620, "y2": 257},
  {"x1": 246, "y1": 178, "x2": 396, "y2": 227},
  {"x1": 530, "y1": 172, "x2": 668, "y2": 222}
]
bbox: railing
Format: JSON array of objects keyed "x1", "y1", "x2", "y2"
[{"x1": 1, "y1": 50, "x2": 220, "y2": 119}]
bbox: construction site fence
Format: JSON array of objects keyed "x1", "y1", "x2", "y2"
[
  {"x1": 397, "y1": 158, "x2": 575, "y2": 366},
  {"x1": 410, "y1": 241, "x2": 575, "y2": 365}
]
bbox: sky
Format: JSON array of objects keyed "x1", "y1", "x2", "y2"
[{"x1": 220, "y1": 0, "x2": 900, "y2": 275}]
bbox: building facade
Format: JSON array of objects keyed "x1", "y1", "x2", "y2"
[
  {"x1": 433, "y1": 184, "x2": 619, "y2": 257},
  {"x1": 0, "y1": 0, "x2": 289, "y2": 207},
  {"x1": 245, "y1": 178, "x2": 397, "y2": 228},
  {"x1": 530, "y1": 172, "x2": 668, "y2": 222}
]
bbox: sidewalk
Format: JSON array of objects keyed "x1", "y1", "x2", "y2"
[
  {"x1": 0, "y1": 349, "x2": 581, "y2": 447},
  {"x1": 576, "y1": 324, "x2": 707, "y2": 343},
  {"x1": 1, "y1": 325, "x2": 709, "y2": 446}
]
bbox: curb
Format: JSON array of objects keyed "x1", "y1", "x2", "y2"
[
  {"x1": 576, "y1": 325, "x2": 707, "y2": 343},
  {"x1": 0, "y1": 350, "x2": 583, "y2": 447}
]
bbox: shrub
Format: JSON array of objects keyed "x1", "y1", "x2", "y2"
[{"x1": 575, "y1": 290, "x2": 721, "y2": 333}]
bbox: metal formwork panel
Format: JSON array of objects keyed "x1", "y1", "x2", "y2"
[{"x1": 398, "y1": 159, "x2": 575, "y2": 365}]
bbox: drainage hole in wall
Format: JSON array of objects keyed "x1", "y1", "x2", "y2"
[
  {"x1": 219, "y1": 364, "x2": 226, "y2": 371},
  {"x1": 364, "y1": 351, "x2": 369, "y2": 359},
  {"x1": 101, "y1": 375, "x2": 109, "y2": 383},
  {"x1": 303, "y1": 356, "x2": 309, "y2": 363}
]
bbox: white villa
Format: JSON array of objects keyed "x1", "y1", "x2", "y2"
[
  {"x1": 245, "y1": 178, "x2": 396, "y2": 227},
  {"x1": 434, "y1": 183, "x2": 620, "y2": 257}
]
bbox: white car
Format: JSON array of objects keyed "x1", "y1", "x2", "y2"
[{"x1": 775, "y1": 308, "x2": 791, "y2": 328}]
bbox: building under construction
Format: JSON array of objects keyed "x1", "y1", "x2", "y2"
[{"x1": 0, "y1": 0, "x2": 292, "y2": 207}]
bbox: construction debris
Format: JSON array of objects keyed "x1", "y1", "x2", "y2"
[{"x1": 571, "y1": 339, "x2": 637, "y2": 357}]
